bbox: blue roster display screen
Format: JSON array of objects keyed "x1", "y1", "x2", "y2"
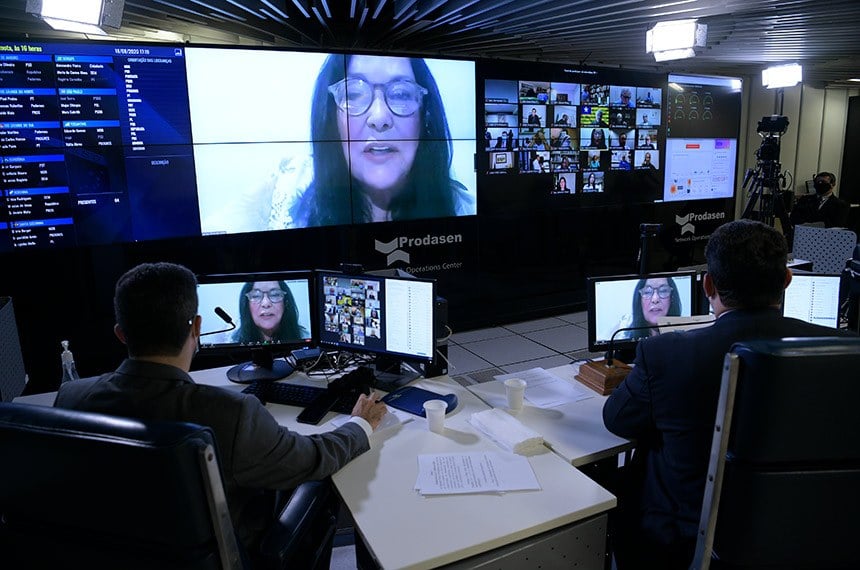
[{"x1": 0, "y1": 42, "x2": 198, "y2": 251}]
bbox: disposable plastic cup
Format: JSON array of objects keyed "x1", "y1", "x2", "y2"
[
  {"x1": 423, "y1": 399, "x2": 447, "y2": 433},
  {"x1": 504, "y1": 378, "x2": 527, "y2": 411}
]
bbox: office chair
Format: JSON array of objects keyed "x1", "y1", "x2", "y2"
[
  {"x1": 0, "y1": 402, "x2": 339, "y2": 570},
  {"x1": 691, "y1": 337, "x2": 860, "y2": 570}
]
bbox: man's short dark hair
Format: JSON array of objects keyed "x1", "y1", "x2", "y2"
[
  {"x1": 705, "y1": 220, "x2": 788, "y2": 308},
  {"x1": 815, "y1": 171, "x2": 836, "y2": 186},
  {"x1": 114, "y1": 262, "x2": 198, "y2": 357}
]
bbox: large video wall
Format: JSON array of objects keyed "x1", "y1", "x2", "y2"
[
  {"x1": 0, "y1": 39, "x2": 742, "y2": 393},
  {"x1": 0, "y1": 41, "x2": 476, "y2": 251}
]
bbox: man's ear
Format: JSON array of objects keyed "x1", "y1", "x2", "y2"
[
  {"x1": 192, "y1": 314, "x2": 202, "y2": 339},
  {"x1": 702, "y1": 272, "x2": 717, "y2": 299},
  {"x1": 784, "y1": 268, "x2": 793, "y2": 290},
  {"x1": 114, "y1": 324, "x2": 127, "y2": 345}
]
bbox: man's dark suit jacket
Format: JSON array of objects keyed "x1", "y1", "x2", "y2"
[
  {"x1": 54, "y1": 359, "x2": 369, "y2": 552},
  {"x1": 603, "y1": 308, "x2": 844, "y2": 567},
  {"x1": 790, "y1": 193, "x2": 850, "y2": 228}
]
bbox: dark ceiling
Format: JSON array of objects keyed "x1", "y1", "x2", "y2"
[{"x1": 1, "y1": 0, "x2": 859, "y2": 88}]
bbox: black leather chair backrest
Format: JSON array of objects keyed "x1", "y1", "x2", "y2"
[
  {"x1": 0, "y1": 402, "x2": 242, "y2": 570},
  {"x1": 693, "y1": 337, "x2": 860, "y2": 570}
]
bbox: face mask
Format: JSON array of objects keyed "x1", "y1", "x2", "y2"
[{"x1": 813, "y1": 179, "x2": 831, "y2": 194}]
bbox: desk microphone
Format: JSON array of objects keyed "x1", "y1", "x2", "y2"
[
  {"x1": 576, "y1": 320, "x2": 711, "y2": 395},
  {"x1": 200, "y1": 307, "x2": 236, "y2": 337},
  {"x1": 605, "y1": 320, "x2": 715, "y2": 366}
]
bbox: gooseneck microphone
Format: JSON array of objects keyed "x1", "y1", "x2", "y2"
[
  {"x1": 576, "y1": 319, "x2": 715, "y2": 395},
  {"x1": 605, "y1": 320, "x2": 714, "y2": 367},
  {"x1": 200, "y1": 306, "x2": 237, "y2": 337}
]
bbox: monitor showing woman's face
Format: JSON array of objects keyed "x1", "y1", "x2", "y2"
[
  {"x1": 248, "y1": 280, "x2": 286, "y2": 339},
  {"x1": 640, "y1": 277, "x2": 671, "y2": 325},
  {"x1": 337, "y1": 56, "x2": 422, "y2": 202}
]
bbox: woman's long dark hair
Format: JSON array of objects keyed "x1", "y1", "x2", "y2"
[
  {"x1": 233, "y1": 281, "x2": 308, "y2": 343},
  {"x1": 291, "y1": 54, "x2": 466, "y2": 226},
  {"x1": 630, "y1": 276, "x2": 682, "y2": 330}
]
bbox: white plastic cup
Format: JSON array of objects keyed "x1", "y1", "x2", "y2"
[
  {"x1": 504, "y1": 378, "x2": 527, "y2": 411},
  {"x1": 423, "y1": 399, "x2": 447, "y2": 433}
]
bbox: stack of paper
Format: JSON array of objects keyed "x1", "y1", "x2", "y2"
[
  {"x1": 470, "y1": 409, "x2": 544, "y2": 455},
  {"x1": 414, "y1": 452, "x2": 540, "y2": 495}
]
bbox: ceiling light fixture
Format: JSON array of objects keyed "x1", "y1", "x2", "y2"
[
  {"x1": 26, "y1": 0, "x2": 124, "y2": 35},
  {"x1": 646, "y1": 19, "x2": 708, "y2": 62},
  {"x1": 762, "y1": 63, "x2": 803, "y2": 89}
]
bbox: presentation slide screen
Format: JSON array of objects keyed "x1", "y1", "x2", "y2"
[
  {"x1": 0, "y1": 40, "x2": 477, "y2": 252},
  {"x1": 663, "y1": 138, "x2": 737, "y2": 202},
  {"x1": 587, "y1": 271, "x2": 695, "y2": 352},
  {"x1": 662, "y1": 74, "x2": 742, "y2": 203}
]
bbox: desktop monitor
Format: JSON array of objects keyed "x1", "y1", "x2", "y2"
[
  {"x1": 587, "y1": 270, "x2": 697, "y2": 355},
  {"x1": 782, "y1": 273, "x2": 842, "y2": 328},
  {"x1": 316, "y1": 270, "x2": 436, "y2": 375},
  {"x1": 197, "y1": 271, "x2": 314, "y2": 382}
]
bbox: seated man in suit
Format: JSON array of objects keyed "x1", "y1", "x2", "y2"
[
  {"x1": 789, "y1": 171, "x2": 850, "y2": 228},
  {"x1": 54, "y1": 262, "x2": 387, "y2": 561},
  {"x1": 603, "y1": 219, "x2": 851, "y2": 570}
]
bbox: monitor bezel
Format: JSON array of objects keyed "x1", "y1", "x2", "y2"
[
  {"x1": 196, "y1": 269, "x2": 316, "y2": 355},
  {"x1": 315, "y1": 269, "x2": 437, "y2": 364},
  {"x1": 586, "y1": 269, "x2": 699, "y2": 353}
]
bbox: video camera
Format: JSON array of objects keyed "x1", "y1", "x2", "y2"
[
  {"x1": 754, "y1": 115, "x2": 790, "y2": 162},
  {"x1": 757, "y1": 115, "x2": 790, "y2": 136}
]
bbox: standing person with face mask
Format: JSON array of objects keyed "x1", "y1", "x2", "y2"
[{"x1": 789, "y1": 171, "x2": 849, "y2": 228}]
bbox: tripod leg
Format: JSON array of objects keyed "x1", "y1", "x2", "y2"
[{"x1": 741, "y1": 181, "x2": 762, "y2": 220}]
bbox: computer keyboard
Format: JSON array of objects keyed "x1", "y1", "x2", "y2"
[{"x1": 241, "y1": 378, "x2": 361, "y2": 415}]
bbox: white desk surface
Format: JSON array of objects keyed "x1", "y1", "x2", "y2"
[
  {"x1": 15, "y1": 366, "x2": 617, "y2": 570},
  {"x1": 465, "y1": 363, "x2": 633, "y2": 467}
]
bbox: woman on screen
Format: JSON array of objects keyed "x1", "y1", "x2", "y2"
[
  {"x1": 582, "y1": 172, "x2": 599, "y2": 192},
  {"x1": 278, "y1": 54, "x2": 471, "y2": 227},
  {"x1": 554, "y1": 176, "x2": 568, "y2": 194},
  {"x1": 233, "y1": 281, "x2": 308, "y2": 344},
  {"x1": 587, "y1": 128, "x2": 607, "y2": 149},
  {"x1": 617, "y1": 276, "x2": 682, "y2": 340}
]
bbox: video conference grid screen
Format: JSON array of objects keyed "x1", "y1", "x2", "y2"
[
  {"x1": 0, "y1": 40, "x2": 477, "y2": 252},
  {"x1": 589, "y1": 272, "x2": 695, "y2": 349},
  {"x1": 663, "y1": 74, "x2": 742, "y2": 203},
  {"x1": 197, "y1": 273, "x2": 314, "y2": 350},
  {"x1": 318, "y1": 272, "x2": 435, "y2": 362},
  {"x1": 782, "y1": 274, "x2": 841, "y2": 329},
  {"x1": 483, "y1": 78, "x2": 663, "y2": 195}
]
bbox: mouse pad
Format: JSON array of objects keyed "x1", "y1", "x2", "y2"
[{"x1": 381, "y1": 386, "x2": 458, "y2": 417}]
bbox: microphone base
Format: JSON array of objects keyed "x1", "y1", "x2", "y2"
[
  {"x1": 575, "y1": 360, "x2": 633, "y2": 395},
  {"x1": 226, "y1": 360, "x2": 294, "y2": 384}
]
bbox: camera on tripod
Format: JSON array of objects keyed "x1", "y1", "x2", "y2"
[
  {"x1": 741, "y1": 115, "x2": 791, "y2": 228},
  {"x1": 755, "y1": 115, "x2": 789, "y2": 162}
]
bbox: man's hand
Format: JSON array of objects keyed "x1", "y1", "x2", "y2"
[{"x1": 351, "y1": 392, "x2": 388, "y2": 430}]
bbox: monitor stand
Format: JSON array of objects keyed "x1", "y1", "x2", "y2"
[
  {"x1": 226, "y1": 347, "x2": 294, "y2": 384},
  {"x1": 371, "y1": 355, "x2": 421, "y2": 392}
]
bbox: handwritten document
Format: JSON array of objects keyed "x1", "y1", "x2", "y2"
[{"x1": 415, "y1": 452, "x2": 540, "y2": 495}]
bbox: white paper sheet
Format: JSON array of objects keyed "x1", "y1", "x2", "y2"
[
  {"x1": 494, "y1": 367, "x2": 593, "y2": 407},
  {"x1": 330, "y1": 407, "x2": 412, "y2": 431},
  {"x1": 414, "y1": 452, "x2": 541, "y2": 495}
]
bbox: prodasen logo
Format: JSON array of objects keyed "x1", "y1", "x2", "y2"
[
  {"x1": 675, "y1": 211, "x2": 726, "y2": 236},
  {"x1": 374, "y1": 233, "x2": 463, "y2": 267},
  {"x1": 676, "y1": 214, "x2": 695, "y2": 236},
  {"x1": 374, "y1": 238, "x2": 410, "y2": 265}
]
